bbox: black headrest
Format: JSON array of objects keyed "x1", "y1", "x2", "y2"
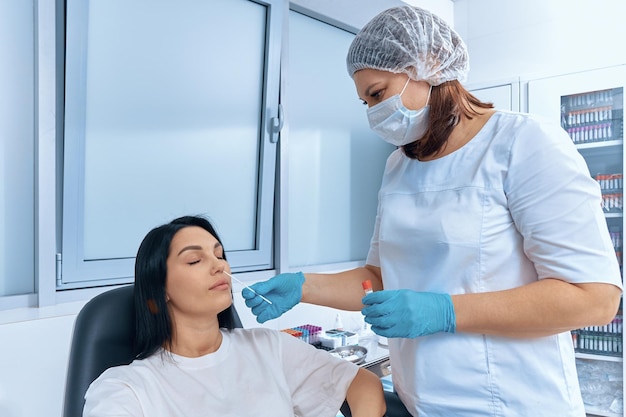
[{"x1": 62, "y1": 285, "x2": 135, "y2": 417}]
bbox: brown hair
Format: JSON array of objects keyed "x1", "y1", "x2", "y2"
[{"x1": 403, "y1": 80, "x2": 493, "y2": 160}]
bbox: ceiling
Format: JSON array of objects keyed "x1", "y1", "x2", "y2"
[{"x1": 290, "y1": 0, "x2": 454, "y2": 30}]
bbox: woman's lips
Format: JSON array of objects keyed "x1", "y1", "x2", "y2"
[{"x1": 209, "y1": 279, "x2": 230, "y2": 291}]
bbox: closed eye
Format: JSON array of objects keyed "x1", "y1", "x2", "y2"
[{"x1": 188, "y1": 259, "x2": 200, "y2": 266}]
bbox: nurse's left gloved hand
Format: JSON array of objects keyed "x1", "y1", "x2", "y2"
[
  {"x1": 242, "y1": 272, "x2": 305, "y2": 324},
  {"x1": 361, "y1": 289, "x2": 456, "y2": 338}
]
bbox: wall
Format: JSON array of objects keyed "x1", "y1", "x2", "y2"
[
  {"x1": 455, "y1": 0, "x2": 626, "y2": 87},
  {"x1": 290, "y1": 0, "x2": 453, "y2": 29},
  {"x1": 0, "y1": 313, "x2": 75, "y2": 417}
]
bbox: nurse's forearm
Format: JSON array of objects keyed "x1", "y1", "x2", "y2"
[
  {"x1": 452, "y1": 278, "x2": 621, "y2": 337},
  {"x1": 301, "y1": 266, "x2": 382, "y2": 311}
]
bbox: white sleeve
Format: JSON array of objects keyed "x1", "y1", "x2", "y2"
[
  {"x1": 277, "y1": 332, "x2": 359, "y2": 417},
  {"x1": 504, "y1": 116, "x2": 622, "y2": 288},
  {"x1": 83, "y1": 370, "x2": 144, "y2": 417}
]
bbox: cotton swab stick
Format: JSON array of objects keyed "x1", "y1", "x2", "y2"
[{"x1": 223, "y1": 271, "x2": 273, "y2": 304}]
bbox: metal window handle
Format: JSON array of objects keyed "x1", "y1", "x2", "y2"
[{"x1": 270, "y1": 104, "x2": 284, "y2": 143}]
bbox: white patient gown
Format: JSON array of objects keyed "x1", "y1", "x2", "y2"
[{"x1": 83, "y1": 327, "x2": 358, "y2": 417}]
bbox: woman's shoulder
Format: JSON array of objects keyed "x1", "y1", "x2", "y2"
[
  {"x1": 228, "y1": 327, "x2": 283, "y2": 345},
  {"x1": 229, "y1": 327, "x2": 320, "y2": 352},
  {"x1": 483, "y1": 110, "x2": 573, "y2": 156},
  {"x1": 383, "y1": 147, "x2": 408, "y2": 170},
  {"x1": 97, "y1": 353, "x2": 164, "y2": 378},
  {"x1": 86, "y1": 356, "x2": 156, "y2": 396},
  {"x1": 230, "y1": 326, "x2": 275, "y2": 337},
  {"x1": 491, "y1": 110, "x2": 564, "y2": 135}
]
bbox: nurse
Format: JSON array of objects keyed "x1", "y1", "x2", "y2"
[{"x1": 243, "y1": 5, "x2": 623, "y2": 417}]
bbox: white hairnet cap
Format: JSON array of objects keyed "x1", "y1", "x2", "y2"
[{"x1": 346, "y1": 6, "x2": 469, "y2": 85}]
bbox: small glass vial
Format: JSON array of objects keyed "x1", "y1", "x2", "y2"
[{"x1": 362, "y1": 280, "x2": 373, "y2": 295}]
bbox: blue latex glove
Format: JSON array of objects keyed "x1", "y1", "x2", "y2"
[
  {"x1": 242, "y1": 272, "x2": 305, "y2": 323},
  {"x1": 361, "y1": 289, "x2": 456, "y2": 338}
]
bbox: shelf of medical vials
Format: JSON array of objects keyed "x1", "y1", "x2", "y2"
[
  {"x1": 602, "y1": 206, "x2": 623, "y2": 217},
  {"x1": 576, "y1": 352, "x2": 623, "y2": 363},
  {"x1": 586, "y1": 407, "x2": 621, "y2": 417}
]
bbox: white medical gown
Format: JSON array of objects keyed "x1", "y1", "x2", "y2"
[{"x1": 367, "y1": 111, "x2": 622, "y2": 417}]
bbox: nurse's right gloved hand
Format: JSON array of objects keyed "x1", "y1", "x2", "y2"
[
  {"x1": 242, "y1": 272, "x2": 305, "y2": 323},
  {"x1": 362, "y1": 289, "x2": 456, "y2": 338}
]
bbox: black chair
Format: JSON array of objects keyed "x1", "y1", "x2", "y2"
[{"x1": 62, "y1": 284, "x2": 243, "y2": 417}]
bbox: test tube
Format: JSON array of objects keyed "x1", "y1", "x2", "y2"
[{"x1": 362, "y1": 280, "x2": 373, "y2": 295}]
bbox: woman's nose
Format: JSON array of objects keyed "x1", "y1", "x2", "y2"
[{"x1": 210, "y1": 258, "x2": 225, "y2": 275}]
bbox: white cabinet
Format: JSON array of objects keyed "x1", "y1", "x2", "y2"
[
  {"x1": 528, "y1": 65, "x2": 626, "y2": 417},
  {"x1": 467, "y1": 77, "x2": 520, "y2": 112}
]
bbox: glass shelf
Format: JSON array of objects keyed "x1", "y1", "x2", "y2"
[
  {"x1": 576, "y1": 352, "x2": 624, "y2": 363},
  {"x1": 586, "y1": 407, "x2": 622, "y2": 417},
  {"x1": 577, "y1": 139, "x2": 624, "y2": 150}
]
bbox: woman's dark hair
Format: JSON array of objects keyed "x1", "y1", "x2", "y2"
[
  {"x1": 403, "y1": 79, "x2": 494, "y2": 160},
  {"x1": 133, "y1": 215, "x2": 239, "y2": 359}
]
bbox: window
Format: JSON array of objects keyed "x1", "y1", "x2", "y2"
[
  {"x1": 59, "y1": 0, "x2": 283, "y2": 288},
  {"x1": 286, "y1": 9, "x2": 394, "y2": 269},
  {"x1": 0, "y1": 1, "x2": 394, "y2": 309},
  {"x1": 0, "y1": 1, "x2": 35, "y2": 301}
]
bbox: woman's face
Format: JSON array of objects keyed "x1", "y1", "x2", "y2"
[
  {"x1": 353, "y1": 68, "x2": 431, "y2": 109},
  {"x1": 165, "y1": 226, "x2": 232, "y2": 321}
]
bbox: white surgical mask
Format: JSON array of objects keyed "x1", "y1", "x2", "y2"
[{"x1": 366, "y1": 77, "x2": 432, "y2": 146}]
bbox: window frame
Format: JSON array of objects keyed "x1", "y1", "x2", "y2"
[{"x1": 57, "y1": 0, "x2": 284, "y2": 290}]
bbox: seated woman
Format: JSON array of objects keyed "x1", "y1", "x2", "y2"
[{"x1": 83, "y1": 215, "x2": 385, "y2": 417}]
